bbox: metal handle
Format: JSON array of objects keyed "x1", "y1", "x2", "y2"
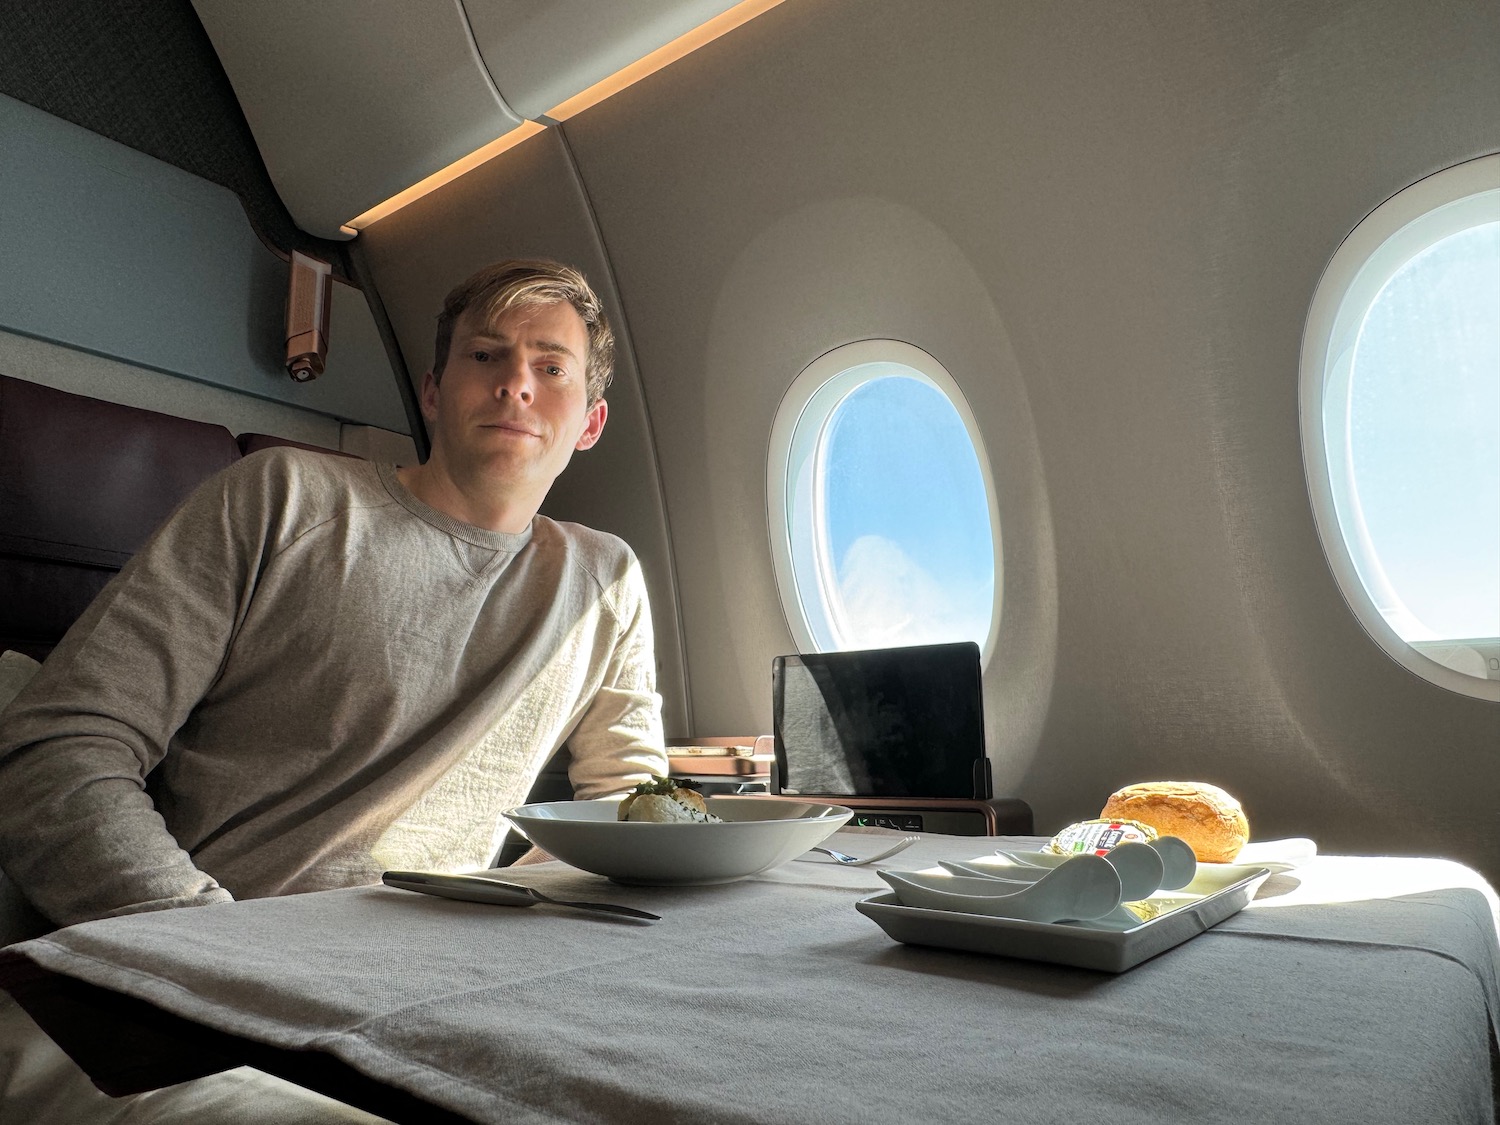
[{"x1": 383, "y1": 871, "x2": 660, "y2": 920}]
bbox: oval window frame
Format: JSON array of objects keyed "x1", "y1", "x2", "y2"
[
  {"x1": 1299, "y1": 153, "x2": 1500, "y2": 702},
  {"x1": 767, "y1": 339, "x2": 1002, "y2": 662}
]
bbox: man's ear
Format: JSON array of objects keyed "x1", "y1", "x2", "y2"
[
  {"x1": 574, "y1": 400, "x2": 608, "y2": 451},
  {"x1": 418, "y1": 371, "x2": 440, "y2": 423}
]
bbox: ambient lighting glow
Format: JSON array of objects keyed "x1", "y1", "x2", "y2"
[
  {"x1": 340, "y1": 120, "x2": 547, "y2": 234},
  {"x1": 543, "y1": 0, "x2": 787, "y2": 122},
  {"x1": 339, "y1": 0, "x2": 785, "y2": 233}
]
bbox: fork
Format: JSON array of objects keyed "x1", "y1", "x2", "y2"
[{"x1": 807, "y1": 836, "x2": 919, "y2": 866}]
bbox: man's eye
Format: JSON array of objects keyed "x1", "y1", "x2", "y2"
[
  {"x1": 472, "y1": 350, "x2": 491, "y2": 362},
  {"x1": 543, "y1": 364, "x2": 563, "y2": 376}
]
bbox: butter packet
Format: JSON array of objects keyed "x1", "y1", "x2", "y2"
[{"x1": 1046, "y1": 818, "x2": 1158, "y2": 856}]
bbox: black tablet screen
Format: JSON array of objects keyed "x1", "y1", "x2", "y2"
[{"x1": 772, "y1": 642, "x2": 986, "y2": 799}]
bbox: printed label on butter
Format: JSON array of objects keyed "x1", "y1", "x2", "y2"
[{"x1": 1047, "y1": 818, "x2": 1158, "y2": 856}]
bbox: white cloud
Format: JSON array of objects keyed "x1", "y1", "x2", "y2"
[{"x1": 833, "y1": 535, "x2": 990, "y2": 648}]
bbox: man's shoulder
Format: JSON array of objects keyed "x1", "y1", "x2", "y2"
[
  {"x1": 196, "y1": 447, "x2": 391, "y2": 543},
  {"x1": 226, "y1": 445, "x2": 380, "y2": 501},
  {"x1": 233, "y1": 443, "x2": 364, "y2": 475},
  {"x1": 535, "y1": 518, "x2": 636, "y2": 562},
  {"x1": 532, "y1": 518, "x2": 641, "y2": 588}
]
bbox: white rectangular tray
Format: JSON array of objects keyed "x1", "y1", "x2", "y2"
[{"x1": 856, "y1": 863, "x2": 1271, "y2": 973}]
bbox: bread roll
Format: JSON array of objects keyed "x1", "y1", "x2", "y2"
[{"x1": 1099, "y1": 781, "x2": 1248, "y2": 863}]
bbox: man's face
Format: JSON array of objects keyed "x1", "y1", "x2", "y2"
[{"x1": 421, "y1": 300, "x2": 606, "y2": 499}]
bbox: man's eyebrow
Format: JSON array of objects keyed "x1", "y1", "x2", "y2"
[
  {"x1": 459, "y1": 331, "x2": 507, "y2": 348},
  {"x1": 532, "y1": 338, "x2": 579, "y2": 360},
  {"x1": 462, "y1": 329, "x2": 578, "y2": 361}
]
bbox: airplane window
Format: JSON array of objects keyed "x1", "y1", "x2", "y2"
[
  {"x1": 1302, "y1": 154, "x2": 1500, "y2": 701},
  {"x1": 768, "y1": 340, "x2": 999, "y2": 659}
]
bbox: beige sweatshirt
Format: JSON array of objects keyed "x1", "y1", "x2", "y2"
[{"x1": 0, "y1": 448, "x2": 666, "y2": 927}]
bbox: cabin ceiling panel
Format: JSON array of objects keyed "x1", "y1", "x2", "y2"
[
  {"x1": 192, "y1": 0, "x2": 525, "y2": 241},
  {"x1": 190, "y1": 0, "x2": 753, "y2": 241},
  {"x1": 464, "y1": 0, "x2": 745, "y2": 121}
]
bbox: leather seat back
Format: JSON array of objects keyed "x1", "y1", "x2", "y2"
[{"x1": 0, "y1": 376, "x2": 241, "y2": 659}]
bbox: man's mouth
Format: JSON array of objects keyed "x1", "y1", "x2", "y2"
[{"x1": 481, "y1": 420, "x2": 539, "y2": 438}]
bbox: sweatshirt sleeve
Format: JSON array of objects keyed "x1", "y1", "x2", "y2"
[
  {"x1": 564, "y1": 553, "x2": 669, "y2": 801},
  {"x1": 0, "y1": 461, "x2": 276, "y2": 926}
]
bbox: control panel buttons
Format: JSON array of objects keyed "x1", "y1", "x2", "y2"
[{"x1": 851, "y1": 814, "x2": 924, "y2": 831}]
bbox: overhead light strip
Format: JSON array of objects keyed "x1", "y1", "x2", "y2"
[
  {"x1": 341, "y1": 120, "x2": 546, "y2": 235},
  {"x1": 341, "y1": 0, "x2": 785, "y2": 234}
]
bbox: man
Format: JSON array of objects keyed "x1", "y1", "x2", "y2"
[{"x1": 0, "y1": 259, "x2": 666, "y2": 1120}]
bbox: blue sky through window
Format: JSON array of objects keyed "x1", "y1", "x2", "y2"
[
  {"x1": 1349, "y1": 221, "x2": 1500, "y2": 640},
  {"x1": 816, "y1": 375, "x2": 994, "y2": 648}
]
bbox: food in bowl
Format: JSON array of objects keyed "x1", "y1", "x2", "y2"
[
  {"x1": 504, "y1": 797, "x2": 853, "y2": 885},
  {"x1": 1099, "y1": 781, "x2": 1249, "y2": 863},
  {"x1": 617, "y1": 777, "x2": 722, "y2": 823}
]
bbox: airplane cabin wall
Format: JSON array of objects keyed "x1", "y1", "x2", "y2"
[{"x1": 360, "y1": 0, "x2": 1500, "y2": 878}]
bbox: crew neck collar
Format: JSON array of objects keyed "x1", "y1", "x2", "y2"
[{"x1": 377, "y1": 462, "x2": 535, "y2": 552}]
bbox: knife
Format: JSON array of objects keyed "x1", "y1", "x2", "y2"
[{"x1": 381, "y1": 871, "x2": 660, "y2": 920}]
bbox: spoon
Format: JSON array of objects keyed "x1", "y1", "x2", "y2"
[
  {"x1": 1147, "y1": 836, "x2": 1198, "y2": 890},
  {"x1": 939, "y1": 859, "x2": 1047, "y2": 883},
  {"x1": 935, "y1": 862, "x2": 1190, "y2": 932},
  {"x1": 988, "y1": 839, "x2": 1196, "y2": 893},
  {"x1": 989, "y1": 849, "x2": 1057, "y2": 869},
  {"x1": 947, "y1": 844, "x2": 1161, "y2": 902},
  {"x1": 1097, "y1": 841, "x2": 1164, "y2": 902},
  {"x1": 880, "y1": 854, "x2": 1122, "y2": 923}
]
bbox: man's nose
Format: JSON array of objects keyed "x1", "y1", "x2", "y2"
[{"x1": 494, "y1": 356, "x2": 533, "y2": 402}]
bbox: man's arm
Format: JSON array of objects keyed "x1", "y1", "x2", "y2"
[
  {"x1": 563, "y1": 555, "x2": 668, "y2": 801},
  {"x1": 0, "y1": 465, "x2": 268, "y2": 927}
]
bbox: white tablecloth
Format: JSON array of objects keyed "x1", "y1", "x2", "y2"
[{"x1": 3, "y1": 833, "x2": 1497, "y2": 1125}]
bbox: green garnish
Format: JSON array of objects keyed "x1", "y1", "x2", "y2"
[{"x1": 631, "y1": 777, "x2": 702, "y2": 795}]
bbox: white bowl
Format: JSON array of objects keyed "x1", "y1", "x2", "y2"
[{"x1": 503, "y1": 797, "x2": 853, "y2": 885}]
